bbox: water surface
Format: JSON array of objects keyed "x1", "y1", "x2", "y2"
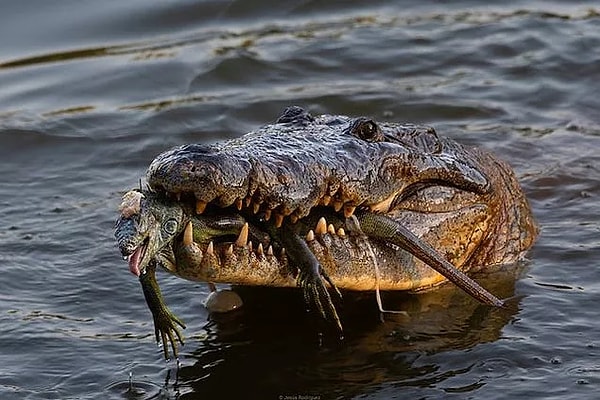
[{"x1": 1, "y1": 1, "x2": 599, "y2": 399}]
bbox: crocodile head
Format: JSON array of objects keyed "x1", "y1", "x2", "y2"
[{"x1": 114, "y1": 108, "x2": 537, "y2": 358}]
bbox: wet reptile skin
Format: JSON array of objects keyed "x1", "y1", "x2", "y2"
[{"x1": 115, "y1": 107, "x2": 537, "y2": 358}]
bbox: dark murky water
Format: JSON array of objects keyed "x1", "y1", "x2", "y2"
[{"x1": 1, "y1": 1, "x2": 599, "y2": 399}]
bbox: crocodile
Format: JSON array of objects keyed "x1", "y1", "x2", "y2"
[{"x1": 115, "y1": 107, "x2": 537, "y2": 359}]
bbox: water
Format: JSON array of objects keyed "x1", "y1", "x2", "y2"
[{"x1": 1, "y1": 1, "x2": 599, "y2": 399}]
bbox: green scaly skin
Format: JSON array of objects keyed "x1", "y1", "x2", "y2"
[{"x1": 139, "y1": 260, "x2": 185, "y2": 360}]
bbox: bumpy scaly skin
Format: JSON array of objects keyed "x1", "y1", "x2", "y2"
[
  {"x1": 147, "y1": 107, "x2": 489, "y2": 224},
  {"x1": 116, "y1": 108, "x2": 537, "y2": 359}
]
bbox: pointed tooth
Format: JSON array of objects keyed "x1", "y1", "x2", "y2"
[
  {"x1": 290, "y1": 214, "x2": 299, "y2": 224},
  {"x1": 245, "y1": 196, "x2": 252, "y2": 208},
  {"x1": 247, "y1": 240, "x2": 253, "y2": 251},
  {"x1": 344, "y1": 205, "x2": 356, "y2": 218},
  {"x1": 184, "y1": 221, "x2": 193, "y2": 246},
  {"x1": 252, "y1": 202, "x2": 261, "y2": 214},
  {"x1": 226, "y1": 244, "x2": 234, "y2": 255},
  {"x1": 236, "y1": 223, "x2": 249, "y2": 247},
  {"x1": 196, "y1": 200, "x2": 207, "y2": 214},
  {"x1": 207, "y1": 241, "x2": 214, "y2": 256},
  {"x1": 281, "y1": 247, "x2": 286, "y2": 257},
  {"x1": 322, "y1": 195, "x2": 331, "y2": 206},
  {"x1": 274, "y1": 214, "x2": 284, "y2": 228},
  {"x1": 306, "y1": 230, "x2": 315, "y2": 241},
  {"x1": 337, "y1": 227, "x2": 346, "y2": 237},
  {"x1": 264, "y1": 208, "x2": 272, "y2": 221},
  {"x1": 267, "y1": 245, "x2": 274, "y2": 256},
  {"x1": 315, "y1": 217, "x2": 327, "y2": 235},
  {"x1": 175, "y1": 192, "x2": 181, "y2": 201},
  {"x1": 257, "y1": 243, "x2": 264, "y2": 256},
  {"x1": 279, "y1": 206, "x2": 291, "y2": 216},
  {"x1": 328, "y1": 224, "x2": 336, "y2": 235},
  {"x1": 235, "y1": 198, "x2": 243, "y2": 211},
  {"x1": 333, "y1": 200, "x2": 343, "y2": 212}
]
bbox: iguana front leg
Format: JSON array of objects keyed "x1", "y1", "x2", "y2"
[
  {"x1": 277, "y1": 221, "x2": 343, "y2": 333},
  {"x1": 139, "y1": 260, "x2": 186, "y2": 360}
]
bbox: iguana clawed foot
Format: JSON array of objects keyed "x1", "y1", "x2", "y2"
[
  {"x1": 276, "y1": 221, "x2": 344, "y2": 333},
  {"x1": 140, "y1": 264, "x2": 186, "y2": 360},
  {"x1": 297, "y1": 262, "x2": 343, "y2": 333}
]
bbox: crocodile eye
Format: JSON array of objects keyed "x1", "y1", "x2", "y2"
[
  {"x1": 347, "y1": 118, "x2": 384, "y2": 142},
  {"x1": 163, "y1": 218, "x2": 178, "y2": 235}
]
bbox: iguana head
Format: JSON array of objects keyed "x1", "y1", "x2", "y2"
[{"x1": 115, "y1": 190, "x2": 187, "y2": 276}]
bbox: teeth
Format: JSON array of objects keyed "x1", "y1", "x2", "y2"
[
  {"x1": 264, "y1": 208, "x2": 272, "y2": 221},
  {"x1": 267, "y1": 245, "x2": 274, "y2": 256},
  {"x1": 328, "y1": 224, "x2": 336, "y2": 235},
  {"x1": 344, "y1": 205, "x2": 356, "y2": 218},
  {"x1": 306, "y1": 230, "x2": 315, "y2": 241},
  {"x1": 196, "y1": 200, "x2": 207, "y2": 214},
  {"x1": 175, "y1": 192, "x2": 181, "y2": 201},
  {"x1": 315, "y1": 217, "x2": 327, "y2": 235},
  {"x1": 337, "y1": 228, "x2": 346, "y2": 237},
  {"x1": 184, "y1": 221, "x2": 193, "y2": 246},
  {"x1": 257, "y1": 243, "x2": 264, "y2": 256},
  {"x1": 333, "y1": 200, "x2": 344, "y2": 212},
  {"x1": 281, "y1": 247, "x2": 286, "y2": 257},
  {"x1": 245, "y1": 196, "x2": 252, "y2": 208},
  {"x1": 226, "y1": 244, "x2": 234, "y2": 255},
  {"x1": 322, "y1": 195, "x2": 331, "y2": 206},
  {"x1": 236, "y1": 223, "x2": 249, "y2": 247},
  {"x1": 122, "y1": 256, "x2": 127, "y2": 261},
  {"x1": 290, "y1": 214, "x2": 299, "y2": 224},
  {"x1": 274, "y1": 214, "x2": 284, "y2": 228},
  {"x1": 235, "y1": 198, "x2": 243, "y2": 211},
  {"x1": 247, "y1": 240, "x2": 253, "y2": 251},
  {"x1": 207, "y1": 241, "x2": 214, "y2": 256},
  {"x1": 252, "y1": 202, "x2": 261, "y2": 214}
]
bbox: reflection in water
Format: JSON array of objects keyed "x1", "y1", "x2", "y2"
[{"x1": 169, "y1": 264, "x2": 524, "y2": 398}]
